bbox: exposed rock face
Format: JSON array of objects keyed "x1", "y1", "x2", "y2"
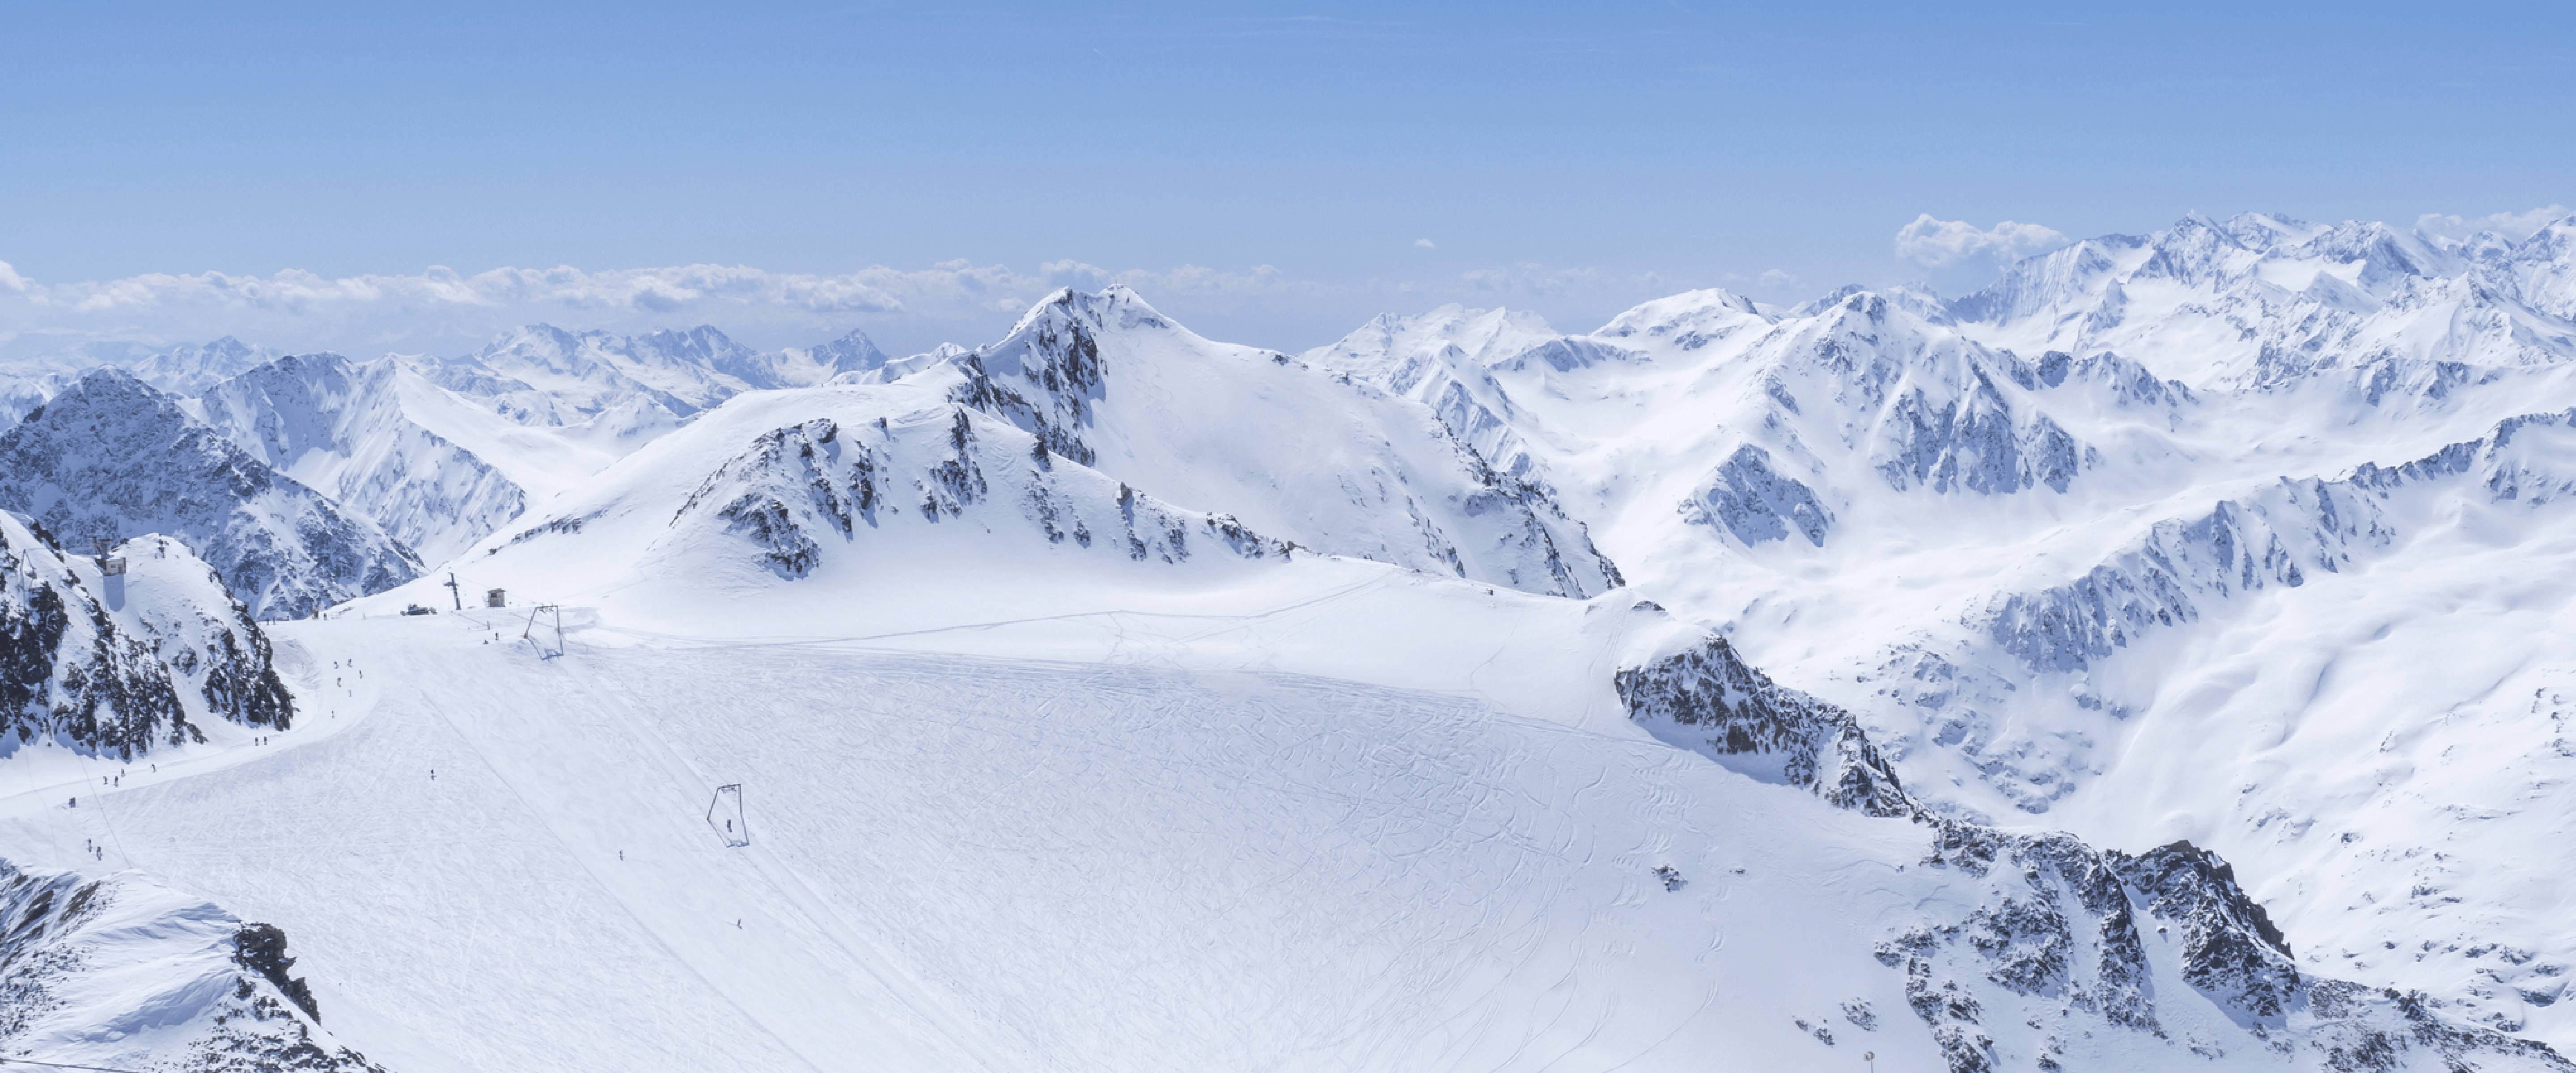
[
  {"x1": 660, "y1": 407, "x2": 1289, "y2": 580},
  {"x1": 0, "y1": 369, "x2": 420, "y2": 619},
  {"x1": 1614, "y1": 631, "x2": 1912, "y2": 817},
  {"x1": 1618, "y1": 634, "x2": 2576, "y2": 1073},
  {"x1": 1682, "y1": 444, "x2": 1834, "y2": 547},
  {"x1": 1754, "y1": 293, "x2": 2101, "y2": 497},
  {"x1": 1981, "y1": 478, "x2": 2379, "y2": 676},
  {"x1": 1303, "y1": 303, "x2": 1563, "y2": 482},
  {"x1": 0, "y1": 515, "x2": 291, "y2": 758},
  {"x1": 0, "y1": 860, "x2": 386, "y2": 1072},
  {"x1": 0, "y1": 515, "x2": 191, "y2": 757},
  {"x1": 2109, "y1": 840, "x2": 2299, "y2": 1017}
]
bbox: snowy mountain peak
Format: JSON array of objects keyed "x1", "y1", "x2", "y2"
[
  {"x1": 0, "y1": 367, "x2": 420, "y2": 618},
  {"x1": 1001, "y1": 284, "x2": 1172, "y2": 342},
  {"x1": 1595, "y1": 287, "x2": 1771, "y2": 346},
  {"x1": 195, "y1": 352, "x2": 529, "y2": 564},
  {"x1": 791, "y1": 326, "x2": 894, "y2": 379},
  {"x1": 0, "y1": 512, "x2": 291, "y2": 758}
]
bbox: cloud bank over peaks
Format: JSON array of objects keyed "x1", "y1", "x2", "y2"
[
  {"x1": 1894, "y1": 214, "x2": 2071, "y2": 267},
  {"x1": 0, "y1": 254, "x2": 1728, "y2": 361},
  {"x1": 0, "y1": 258, "x2": 1355, "y2": 360}
]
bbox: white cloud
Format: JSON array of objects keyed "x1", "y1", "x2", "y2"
[
  {"x1": 1758, "y1": 269, "x2": 1799, "y2": 289},
  {"x1": 0, "y1": 260, "x2": 1120, "y2": 357},
  {"x1": 0, "y1": 255, "x2": 1701, "y2": 360},
  {"x1": 1894, "y1": 214, "x2": 2069, "y2": 267},
  {"x1": 2415, "y1": 205, "x2": 2573, "y2": 243},
  {"x1": 1414, "y1": 238, "x2": 1436, "y2": 249}
]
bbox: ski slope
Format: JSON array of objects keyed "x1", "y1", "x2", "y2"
[
  {"x1": 0, "y1": 529, "x2": 2545, "y2": 1070},
  {"x1": 0, "y1": 565, "x2": 1876, "y2": 1073}
]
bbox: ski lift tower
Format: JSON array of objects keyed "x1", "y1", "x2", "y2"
[
  {"x1": 522, "y1": 604, "x2": 564, "y2": 659},
  {"x1": 443, "y1": 572, "x2": 462, "y2": 611},
  {"x1": 705, "y1": 784, "x2": 748, "y2": 847}
]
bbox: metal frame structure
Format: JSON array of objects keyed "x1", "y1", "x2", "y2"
[{"x1": 705, "y1": 783, "x2": 748, "y2": 848}]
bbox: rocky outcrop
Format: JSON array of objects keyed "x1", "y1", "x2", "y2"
[
  {"x1": 1614, "y1": 633, "x2": 1913, "y2": 817},
  {"x1": 0, "y1": 860, "x2": 386, "y2": 1072},
  {"x1": 663, "y1": 407, "x2": 1288, "y2": 580},
  {"x1": 2110, "y1": 840, "x2": 2299, "y2": 1017},
  {"x1": 1681, "y1": 444, "x2": 1834, "y2": 547},
  {"x1": 1618, "y1": 634, "x2": 2575, "y2": 1073},
  {"x1": 0, "y1": 515, "x2": 292, "y2": 758},
  {"x1": 0, "y1": 515, "x2": 192, "y2": 757}
]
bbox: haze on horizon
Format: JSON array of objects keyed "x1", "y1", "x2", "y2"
[{"x1": 2, "y1": 0, "x2": 2570, "y2": 356}]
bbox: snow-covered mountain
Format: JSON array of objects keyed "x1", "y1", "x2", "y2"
[
  {"x1": 1303, "y1": 209, "x2": 2576, "y2": 1043},
  {"x1": 0, "y1": 337, "x2": 282, "y2": 435},
  {"x1": 471, "y1": 289, "x2": 1611, "y2": 605},
  {"x1": 1950, "y1": 211, "x2": 2576, "y2": 394},
  {"x1": 1619, "y1": 631, "x2": 2566, "y2": 1072},
  {"x1": 0, "y1": 512, "x2": 292, "y2": 758},
  {"x1": 404, "y1": 323, "x2": 891, "y2": 427},
  {"x1": 0, "y1": 369, "x2": 422, "y2": 619},
  {"x1": 946, "y1": 287, "x2": 1617, "y2": 596},
  {"x1": 8, "y1": 211, "x2": 2576, "y2": 1070},
  {"x1": 194, "y1": 354, "x2": 529, "y2": 564}
]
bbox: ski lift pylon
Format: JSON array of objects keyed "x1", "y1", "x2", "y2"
[{"x1": 705, "y1": 783, "x2": 748, "y2": 848}]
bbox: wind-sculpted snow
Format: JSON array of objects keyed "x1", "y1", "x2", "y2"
[
  {"x1": 10, "y1": 227, "x2": 2576, "y2": 1066},
  {"x1": 1619, "y1": 634, "x2": 2573, "y2": 1073},
  {"x1": 196, "y1": 354, "x2": 528, "y2": 564},
  {"x1": 0, "y1": 859, "x2": 386, "y2": 1073},
  {"x1": 0, "y1": 369, "x2": 420, "y2": 619},
  {"x1": 0, "y1": 515, "x2": 292, "y2": 758}
]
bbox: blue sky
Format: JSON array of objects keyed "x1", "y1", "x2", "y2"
[{"x1": 1, "y1": 0, "x2": 2570, "y2": 355}]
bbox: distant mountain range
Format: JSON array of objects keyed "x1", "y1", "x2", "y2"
[{"x1": 8, "y1": 210, "x2": 2576, "y2": 1071}]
